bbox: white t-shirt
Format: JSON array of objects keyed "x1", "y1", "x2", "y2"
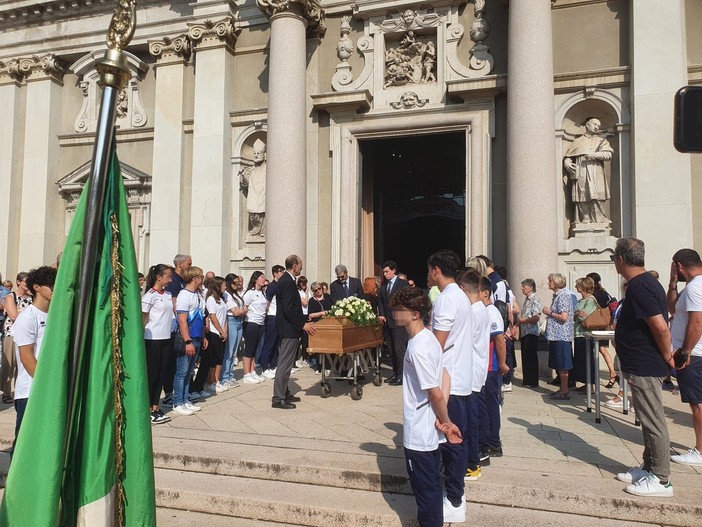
[
  {"x1": 206, "y1": 295, "x2": 229, "y2": 336},
  {"x1": 142, "y1": 288, "x2": 174, "y2": 340},
  {"x1": 402, "y1": 328, "x2": 443, "y2": 451},
  {"x1": 243, "y1": 289, "x2": 267, "y2": 325},
  {"x1": 471, "y1": 300, "x2": 490, "y2": 392},
  {"x1": 431, "y1": 283, "x2": 474, "y2": 396},
  {"x1": 224, "y1": 291, "x2": 244, "y2": 317},
  {"x1": 13, "y1": 305, "x2": 48, "y2": 400},
  {"x1": 299, "y1": 290, "x2": 309, "y2": 315},
  {"x1": 672, "y1": 275, "x2": 702, "y2": 356}
]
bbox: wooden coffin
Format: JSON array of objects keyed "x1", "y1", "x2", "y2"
[{"x1": 308, "y1": 317, "x2": 383, "y2": 354}]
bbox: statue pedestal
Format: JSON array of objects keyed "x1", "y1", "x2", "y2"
[{"x1": 572, "y1": 222, "x2": 611, "y2": 237}]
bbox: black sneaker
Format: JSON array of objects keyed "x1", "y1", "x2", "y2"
[
  {"x1": 151, "y1": 410, "x2": 171, "y2": 425},
  {"x1": 488, "y1": 446, "x2": 503, "y2": 457},
  {"x1": 479, "y1": 452, "x2": 490, "y2": 466}
]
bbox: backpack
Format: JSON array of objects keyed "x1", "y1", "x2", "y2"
[{"x1": 493, "y1": 299, "x2": 510, "y2": 332}]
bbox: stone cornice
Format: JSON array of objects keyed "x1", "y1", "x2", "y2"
[
  {"x1": 148, "y1": 34, "x2": 191, "y2": 65},
  {"x1": 187, "y1": 16, "x2": 239, "y2": 52},
  {"x1": 257, "y1": 0, "x2": 326, "y2": 37},
  {"x1": 0, "y1": 53, "x2": 65, "y2": 85}
]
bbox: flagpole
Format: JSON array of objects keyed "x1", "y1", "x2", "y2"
[{"x1": 61, "y1": 0, "x2": 136, "y2": 508}]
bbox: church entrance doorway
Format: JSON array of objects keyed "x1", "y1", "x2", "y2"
[{"x1": 360, "y1": 132, "x2": 466, "y2": 289}]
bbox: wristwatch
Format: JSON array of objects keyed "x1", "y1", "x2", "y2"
[{"x1": 185, "y1": 339, "x2": 193, "y2": 345}]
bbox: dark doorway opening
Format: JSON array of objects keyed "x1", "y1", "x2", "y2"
[{"x1": 360, "y1": 132, "x2": 466, "y2": 290}]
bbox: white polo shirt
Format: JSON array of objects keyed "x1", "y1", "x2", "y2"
[
  {"x1": 13, "y1": 305, "x2": 48, "y2": 400},
  {"x1": 142, "y1": 288, "x2": 174, "y2": 340},
  {"x1": 672, "y1": 275, "x2": 702, "y2": 356},
  {"x1": 243, "y1": 289, "x2": 267, "y2": 325},
  {"x1": 431, "y1": 282, "x2": 474, "y2": 396},
  {"x1": 402, "y1": 328, "x2": 443, "y2": 451},
  {"x1": 471, "y1": 300, "x2": 490, "y2": 392},
  {"x1": 206, "y1": 295, "x2": 229, "y2": 336}
]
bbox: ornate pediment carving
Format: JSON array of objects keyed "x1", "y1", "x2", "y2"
[{"x1": 57, "y1": 159, "x2": 151, "y2": 208}]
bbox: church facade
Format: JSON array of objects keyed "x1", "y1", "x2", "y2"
[{"x1": 0, "y1": 0, "x2": 699, "y2": 296}]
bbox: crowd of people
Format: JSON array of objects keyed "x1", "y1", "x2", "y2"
[{"x1": 2, "y1": 237, "x2": 702, "y2": 525}]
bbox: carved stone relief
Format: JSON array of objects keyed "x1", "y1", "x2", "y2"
[
  {"x1": 329, "y1": 2, "x2": 494, "y2": 111},
  {"x1": 390, "y1": 91, "x2": 428, "y2": 110},
  {"x1": 70, "y1": 50, "x2": 148, "y2": 134}
]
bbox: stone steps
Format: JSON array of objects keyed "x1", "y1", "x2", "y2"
[{"x1": 151, "y1": 433, "x2": 702, "y2": 526}]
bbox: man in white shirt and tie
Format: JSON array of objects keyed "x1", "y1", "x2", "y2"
[{"x1": 378, "y1": 260, "x2": 410, "y2": 385}]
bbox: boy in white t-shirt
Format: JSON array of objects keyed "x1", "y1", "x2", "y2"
[
  {"x1": 12, "y1": 266, "x2": 57, "y2": 455},
  {"x1": 457, "y1": 268, "x2": 488, "y2": 480},
  {"x1": 392, "y1": 287, "x2": 461, "y2": 527},
  {"x1": 427, "y1": 250, "x2": 473, "y2": 524}
]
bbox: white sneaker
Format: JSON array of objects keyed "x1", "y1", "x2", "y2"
[
  {"x1": 252, "y1": 371, "x2": 265, "y2": 382},
  {"x1": 172, "y1": 404, "x2": 194, "y2": 416},
  {"x1": 215, "y1": 381, "x2": 229, "y2": 393},
  {"x1": 233, "y1": 357, "x2": 239, "y2": 366},
  {"x1": 616, "y1": 464, "x2": 648, "y2": 483},
  {"x1": 184, "y1": 402, "x2": 201, "y2": 412},
  {"x1": 291, "y1": 367, "x2": 300, "y2": 374},
  {"x1": 263, "y1": 369, "x2": 276, "y2": 379},
  {"x1": 605, "y1": 397, "x2": 632, "y2": 410},
  {"x1": 223, "y1": 379, "x2": 239, "y2": 388},
  {"x1": 624, "y1": 473, "x2": 673, "y2": 497},
  {"x1": 243, "y1": 373, "x2": 260, "y2": 384},
  {"x1": 671, "y1": 447, "x2": 702, "y2": 466},
  {"x1": 295, "y1": 359, "x2": 304, "y2": 368},
  {"x1": 501, "y1": 383, "x2": 513, "y2": 393},
  {"x1": 205, "y1": 382, "x2": 218, "y2": 395},
  {"x1": 442, "y1": 495, "x2": 466, "y2": 523}
]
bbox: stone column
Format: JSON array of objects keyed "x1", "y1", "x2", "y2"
[
  {"x1": 0, "y1": 61, "x2": 26, "y2": 279},
  {"x1": 148, "y1": 35, "x2": 191, "y2": 267},
  {"x1": 187, "y1": 18, "x2": 238, "y2": 274},
  {"x1": 17, "y1": 55, "x2": 65, "y2": 271},
  {"x1": 258, "y1": 0, "x2": 325, "y2": 269},
  {"x1": 630, "y1": 0, "x2": 691, "y2": 273},
  {"x1": 506, "y1": 1, "x2": 558, "y2": 302}
]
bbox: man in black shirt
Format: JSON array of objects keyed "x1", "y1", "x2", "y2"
[{"x1": 613, "y1": 237, "x2": 675, "y2": 498}]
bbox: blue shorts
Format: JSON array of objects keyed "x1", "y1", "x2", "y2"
[
  {"x1": 548, "y1": 340, "x2": 573, "y2": 371},
  {"x1": 676, "y1": 355, "x2": 702, "y2": 404}
]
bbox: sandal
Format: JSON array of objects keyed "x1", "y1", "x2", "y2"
[
  {"x1": 605, "y1": 375, "x2": 620, "y2": 389},
  {"x1": 549, "y1": 392, "x2": 571, "y2": 400}
]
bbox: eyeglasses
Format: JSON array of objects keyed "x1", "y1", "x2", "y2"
[{"x1": 609, "y1": 254, "x2": 618, "y2": 261}]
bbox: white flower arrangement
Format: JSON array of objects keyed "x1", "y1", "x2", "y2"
[{"x1": 327, "y1": 296, "x2": 378, "y2": 326}]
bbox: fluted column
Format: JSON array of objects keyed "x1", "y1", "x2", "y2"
[
  {"x1": 0, "y1": 61, "x2": 25, "y2": 278},
  {"x1": 17, "y1": 54, "x2": 65, "y2": 270},
  {"x1": 258, "y1": 0, "x2": 325, "y2": 269},
  {"x1": 506, "y1": 1, "x2": 558, "y2": 302},
  {"x1": 148, "y1": 35, "x2": 191, "y2": 267},
  {"x1": 187, "y1": 18, "x2": 238, "y2": 274}
]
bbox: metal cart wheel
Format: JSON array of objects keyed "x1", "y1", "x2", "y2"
[
  {"x1": 372, "y1": 373, "x2": 383, "y2": 386},
  {"x1": 350, "y1": 384, "x2": 363, "y2": 400},
  {"x1": 320, "y1": 382, "x2": 332, "y2": 398}
]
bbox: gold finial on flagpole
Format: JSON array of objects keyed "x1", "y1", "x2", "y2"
[{"x1": 99, "y1": 0, "x2": 136, "y2": 90}]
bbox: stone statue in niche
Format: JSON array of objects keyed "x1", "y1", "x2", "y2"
[
  {"x1": 563, "y1": 117, "x2": 613, "y2": 227},
  {"x1": 239, "y1": 138, "x2": 267, "y2": 239},
  {"x1": 384, "y1": 33, "x2": 437, "y2": 87}
]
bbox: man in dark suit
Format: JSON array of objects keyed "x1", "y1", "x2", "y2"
[
  {"x1": 378, "y1": 259, "x2": 410, "y2": 385},
  {"x1": 329, "y1": 264, "x2": 364, "y2": 303},
  {"x1": 273, "y1": 254, "x2": 316, "y2": 409}
]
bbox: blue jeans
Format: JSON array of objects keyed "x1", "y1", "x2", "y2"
[
  {"x1": 173, "y1": 334, "x2": 201, "y2": 407},
  {"x1": 221, "y1": 317, "x2": 243, "y2": 382},
  {"x1": 11, "y1": 397, "x2": 28, "y2": 458}
]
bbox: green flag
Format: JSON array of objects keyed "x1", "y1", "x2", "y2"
[{"x1": 0, "y1": 142, "x2": 156, "y2": 526}]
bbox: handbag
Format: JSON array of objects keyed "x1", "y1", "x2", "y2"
[{"x1": 583, "y1": 306, "x2": 611, "y2": 330}]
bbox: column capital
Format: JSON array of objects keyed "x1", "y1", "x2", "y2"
[
  {"x1": 3, "y1": 54, "x2": 66, "y2": 85},
  {"x1": 149, "y1": 34, "x2": 192, "y2": 65},
  {"x1": 257, "y1": 0, "x2": 326, "y2": 37},
  {"x1": 187, "y1": 17, "x2": 239, "y2": 52}
]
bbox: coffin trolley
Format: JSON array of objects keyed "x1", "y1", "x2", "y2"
[{"x1": 307, "y1": 317, "x2": 384, "y2": 400}]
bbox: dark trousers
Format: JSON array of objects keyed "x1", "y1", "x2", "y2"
[
  {"x1": 272, "y1": 337, "x2": 298, "y2": 404},
  {"x1": 145, "y1": 338, "x2": 171, "y2": 407},
  {"x1": 243, "y1": 322, "x2": 264, "y2": 358},
  {"x1": 465, "y1": 392, "x2": 480, "y2": 470},
  {"x1": 440, "y1": 394, "x2": 468, "y2": 503},
  {"x1": 520, "y1": 334, "x2": 539, "y2": 386},
  {"x1": 259, "y1": 315, "x2": 278, "y2": 370},
  {"x1": 405, "y1": 448, "x2": 443, "y2": 527},
  {"x1": 191, "y1": 337, "x2": 215, "y2": 393},
  {"x1": 162, "y1": 333, "x2": 177, "y2": 395},
  {"x1": 504, "y1": 338, "x2": 516, "y2": 384},
  {"x1": 385, "y1": 325, "x2": 408, "y2": 376},
  {"x1": 11, "y1": 397, "x2": 28, "y2": 457},
  {"x1": 478, "y1": 372, "x2": 502, "y2": 453}
]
